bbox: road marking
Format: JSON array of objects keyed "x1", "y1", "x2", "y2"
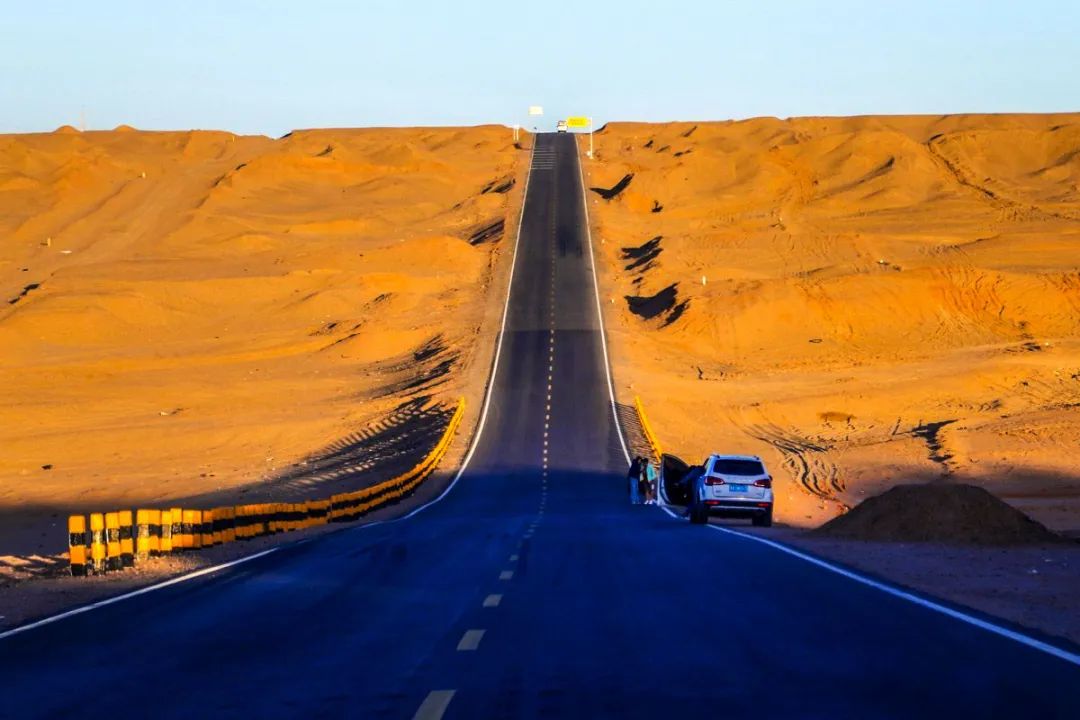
[
  {"x1": 575, "y1": 138, "x2": 632, "y2": 466},
  {"x1": 0, "y1": 547, "x2": 281, "y2": 641},
  {"x1": 457, "y1": 629, "x2": 486, "y2": 651},
  {"x1": 656, "y1": 504, "x2": 1080, "y2": 667},
  {"x1": 510, "y1": 554, "x2": 519, "y2": 561},
  {"x1": 413, "y1": 690, "x2": 455, "y2": 720},
  {"x1": 500, "y1": 570, "x2": 514, "y2": 580},
  {"x1": 483, "y1": 594, "x2": 502, "y2": 608},
  {"x1": 570, "y1": 109, "x2": 1080, "y2": 671},
  {"x1": 0, "y1": 141, "x2": 543, "y2": 643}
]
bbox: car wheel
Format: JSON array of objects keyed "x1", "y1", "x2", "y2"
[{"x1": 752, "y1": 509, "x2": 773, "y2": 528}]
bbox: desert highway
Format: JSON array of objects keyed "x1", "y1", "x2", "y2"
[{"x1": 2, "y1": 133, "x2": 1079, "y2": 718}]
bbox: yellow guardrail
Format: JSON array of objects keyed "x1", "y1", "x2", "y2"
[
  {"x1": 66, "y1": 399, "x2": 465, "y2": 576},
  {"x1": 635, "y1": 395, "x2": 663, "y2": 462}
]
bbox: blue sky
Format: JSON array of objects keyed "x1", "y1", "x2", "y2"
[{"x1": 2, "y1": 0, "x2": 1077, "y2": 136}]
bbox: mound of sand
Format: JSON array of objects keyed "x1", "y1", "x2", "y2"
[
  {"x1": 814, "y1": 484, "x2": 1063, "y2": 545},
  {"x1": 587, "y1": 114, "x2": 1080, "y2": 533}
]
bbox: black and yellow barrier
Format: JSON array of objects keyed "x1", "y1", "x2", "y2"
[
  {"x1": 89, "y1": 512, "x2": 106, "y2": 575},
  {"x1": 64, "y1": 398, "x2": 464, "y2": 577},
  {"x1": 330, "y1": 400, "x2": 465, "y2": 523},
  {"x1": 222, "y1": 506, "x2": 236, "y2": 543},
  {"x1": 170, "y1": 507, "x2": 182, "y2": 549},
  {"x1": 150, "y1": 508, "x2": 164, "y2": 556},
  {"x1": 161, "y1": 510, "x2": 173, "y2": 554},
  {"x1": 635, "y1": 395, "x2": 663, "y2": 463},
  {"x1": 119, "y1": 510, "x2": 134, "y2": 568},
  {"x1": 105, "y1": 512, "x2": 121, "y2": 572},
  {"x1": 68, "y1": 515, "x2": 88, "y2": 576},
  {"x1": 135, "y1": 509, "x2": 151, "y2": 564},
  {"x1": 193, "y1": 509, "x2": 206, "y2": 549},
  {"x1": 208, "y1": 508, "x2": 221, "y2": 546},
  {"x1": 180, "y1": 509, "x2": 195, "y2": 550}
]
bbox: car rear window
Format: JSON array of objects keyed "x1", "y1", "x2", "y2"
[{"x1": 711, "y1": 459, "x2": 765, "y2": 476}]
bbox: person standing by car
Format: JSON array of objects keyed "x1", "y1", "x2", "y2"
[
  {"x1": 644, "y1": 461, "x2": 659, "y2": 505},
  {"x1": 627, "y1": 456, "x2": 644, "y2": 504}
]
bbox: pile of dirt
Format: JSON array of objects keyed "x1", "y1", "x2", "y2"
[{"x1": 814, "y1": 484, "x2": 1064, "y2": 545}]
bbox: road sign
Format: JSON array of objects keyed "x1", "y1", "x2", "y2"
[
  {"x1": 567, "y1": 117, "x2": 590, "y2": 128},
  {"x1": 528, "y1": 106, "x2": 543, "y2": 116}
]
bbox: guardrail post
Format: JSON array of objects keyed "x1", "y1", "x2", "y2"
[
  {"x1": 105, "y1": 512, "x2": 121, "y2": 572},
  {"x1": 68, "y1": 515, "x2": 88, "y2": 576},
  {"x1": 222, "y1": 506, "x2": 235, "y2": 543},
  {"x1": 135, "y1": 509, "x2": 151, "y2": 564},
  {"x1": 191, "y1": 510, "x2": 204, "y2": 550},
  {"x1": 210, "y1": 508, "x2": 222, "y2": 546},
  {"x1": 235, "y1": 505, "x2": 248, "y2": 539},
  {"x1": 89, "y1": 513, "x2": 106, "y2": 575},
  {"x1": 180, "y1": 509, "x2": 195, "y2": 550},
  {"x1": 160, "y1": 510, "x2": 173, "y2": 554},
  {"x1": 170, "y1": 507, "x2": 182, "y2": 550},
  {"x1": 201, "y1": 509, "x2": 214, "y2": 548},
  {"x1": 118, "y1": 510, "x2": 134, "y2": 568},
  {"x1": 148, "y1": 509, "x2": 162, "y2": 556}
]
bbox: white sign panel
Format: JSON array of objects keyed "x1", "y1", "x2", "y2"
[{"x1": 528, "y1": 105, "x2": 543, "y2": 116}]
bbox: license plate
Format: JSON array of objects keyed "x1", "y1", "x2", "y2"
[{"x1": 728, "y1": 484, "x2": 747, "y2": 493}]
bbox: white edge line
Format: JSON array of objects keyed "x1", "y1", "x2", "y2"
[
  {"x1": 396, "y1": 136, "x2": 535, "y2": 520},
  {"x1": 658, "y1": 505, "x2": 1080, "y2": 666},
  {"x1": 576, "y1": 137, "x2": 631, "y2": 465},
  {"x1": 0, "y1": 547, "x2": 281, "y2": 641},
  {"x1": 581, "y1": 123, "x2": 1079, "y2": 667},
  {"x1": 0, "y1": 140, "x2": 538, "y2": 642}
]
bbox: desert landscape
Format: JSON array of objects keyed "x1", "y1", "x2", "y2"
[
  {"x1": 585, "y1": 114, "x2": 1080, "y2": 532},
  {"x1": 3, "y1": 115, "x2": 1078, "y2": 645},
  {"x1": 0, "y1": 124, "x2": 526, "y2": 569}
]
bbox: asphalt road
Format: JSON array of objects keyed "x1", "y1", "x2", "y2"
[{"x1": 2, "y1": 133, "x2": 1079, "y2": 718}]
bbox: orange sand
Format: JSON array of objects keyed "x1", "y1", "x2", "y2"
[
  {"x1": 584, "y1": 115, "x2": 1080, "y2": 530},
  {"x1": 0, "y1": 125, "x2": 524, "y2": 546}
]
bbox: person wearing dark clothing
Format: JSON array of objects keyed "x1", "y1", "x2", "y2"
[
  {"x1": 628, "y1": 456, "x2": 644, "y2": 504},
  {"x1": 682, "y1": 466, "x2": 704, "y2": 517}
]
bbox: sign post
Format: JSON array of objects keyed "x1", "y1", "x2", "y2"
[{"x1": 567, "y1": 116, "x2": 593, "y2": 158}]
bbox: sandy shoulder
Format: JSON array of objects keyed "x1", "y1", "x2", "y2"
[
  {"x1": 582, "y1": 115, "x2": 1080, "y2": 533},
  {"x1": 0, "y1": 125, "x2": 530, "y2": 565}
]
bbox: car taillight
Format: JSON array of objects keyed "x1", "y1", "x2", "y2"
[
  {"x1": 704, "y1": 476, "x2": 725, "y2": 486},
  {"x1": 753, "y1": 477, "x2": 772, "y2": 489}
]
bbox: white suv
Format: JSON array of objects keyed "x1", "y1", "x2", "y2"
[
  {"x1": 687, "y1": 454, "x2": 773, "y2": 526},
  {"x1": 556, "y1": 120, "x2": 568, "y2": 133}
]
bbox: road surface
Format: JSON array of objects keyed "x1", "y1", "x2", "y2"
[{"x1": 2, "y1": 133, "x2": 1079, "y2": 718}]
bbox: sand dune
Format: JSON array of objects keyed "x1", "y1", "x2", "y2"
[
  {"x1": 0, "y1": 125, "x2": 525, "y2": 554},
  {"x1": 585, "y1": 114, "x2": 1080, "y2": 530}
]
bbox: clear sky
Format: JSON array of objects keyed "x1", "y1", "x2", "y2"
[{"x1": 2, "y1": 0, "x2": 1077, "y2": 136}]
